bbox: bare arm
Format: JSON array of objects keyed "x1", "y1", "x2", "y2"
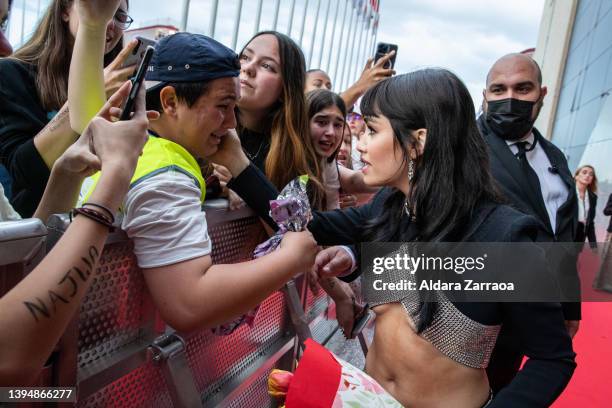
[
  {"x1": 32, "y1": 134, "x2": 101, "y2": 221},
  {"x1": 0, "y1": 80, "x2": 151, "y2": 386},
  {"x1": 143, "y1": 231, "x2": 317, "y2": 333},
  {"x1": 0, "y1": 168, "x2": 128, "y2": 385},
  {"x1": 32, "y1": 103, "x2": 79, "y2": 170},
  {"x1": 340, "y1": 52, "x2": 395, "y2": 110},
  {"x1": 338, "y1": 165, "x2": 378, "y2": 194},
  {"x1": 68, "y1": 0, "x2": 121, "y2": 133}
]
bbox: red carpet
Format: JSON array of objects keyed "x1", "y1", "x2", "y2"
[{"x1": 552, "y1": 249, "x2": 612, "y2": 407}]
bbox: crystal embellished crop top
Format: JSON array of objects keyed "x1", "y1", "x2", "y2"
[{"x1": 363, "y1": 246, "x2": 501, "y2": 369}]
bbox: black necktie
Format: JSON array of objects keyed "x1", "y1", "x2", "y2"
[{"x1": 515, "y1": 141, "x2": 551, "y2": 227}]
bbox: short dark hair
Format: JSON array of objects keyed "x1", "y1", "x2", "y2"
[{"x1": 146, "y1": 81, "x2": 211, "y2": 114}]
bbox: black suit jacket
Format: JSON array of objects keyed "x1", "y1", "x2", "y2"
[
  {"x1": 605, "y1": 193, "x2": 612, "y2": 233},
  {"x1": 581, "y1": 190, "x2": 598, "y2": 247},
  {"x1": 478, "y1": 116, "x2": 581, "y2": 320}
]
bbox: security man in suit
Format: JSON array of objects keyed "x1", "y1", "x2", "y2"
[{"x1": 477, "y1": 53, "x2": 581, "y2": 393}]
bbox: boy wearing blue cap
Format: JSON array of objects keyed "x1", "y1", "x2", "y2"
[{"x1": 68, "y1": 1, "x2": 317, "y2": 333}]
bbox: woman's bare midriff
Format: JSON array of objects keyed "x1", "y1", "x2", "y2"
[{"x1": 366, "y1": 303, "x2": 490, "y2": 408}]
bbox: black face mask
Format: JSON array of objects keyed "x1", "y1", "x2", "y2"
[{"x1": 485, "y1": 98, "x2": 537, "y2": 141}]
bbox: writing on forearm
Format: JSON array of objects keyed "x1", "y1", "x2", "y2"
[
  {"x1": 47, "y1": 106, "x2": 70, "y2": 133},
  {"x1": 23, "y1": 245, "x2": 99, "y2": 322}
]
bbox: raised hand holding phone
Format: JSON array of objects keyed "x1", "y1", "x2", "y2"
[{"x1": 120, "y1": 45, "x2": 155, "y2": 121}]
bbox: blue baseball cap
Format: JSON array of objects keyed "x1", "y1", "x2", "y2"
[{"x1": 145, "y1": 32, "x2": 240, "y2": 90}]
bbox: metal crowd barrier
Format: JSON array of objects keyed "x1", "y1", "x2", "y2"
[{"x1": 0, "y1": 199, "x2": 356, "y2": 407}]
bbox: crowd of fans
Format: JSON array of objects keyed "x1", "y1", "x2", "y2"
[{"x1": 0, "y1": 1, "x2": 610, "y2": 407}]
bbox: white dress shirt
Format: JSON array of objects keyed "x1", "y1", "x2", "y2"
[
  {"x1": 576, "y1": 187, "x2": 590, "y2": 224},
  {"x1": 507, "y1": 132, "x2": 569, "y2": 232}
]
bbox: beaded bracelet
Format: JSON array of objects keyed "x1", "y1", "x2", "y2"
[
  {"x1": 71, "y1": 207, "x2": 115, "y2": 232},
  {"x1": 82, "y1": 202, "x2": 116, "y2": 224}
]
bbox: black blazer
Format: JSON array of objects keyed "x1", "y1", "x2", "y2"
[
  {"x1": 478, "y1": 117, "x2": 581, "y2": 320},
  {"x1": 228, "y1": 165, "x2": 576, "y2": 407},
  {"x1": 578, "y1": 189, "x2": 598, "y2": 247},
  {"x1": 605, "y1": 193, "x2": 612, "y2": 233}
]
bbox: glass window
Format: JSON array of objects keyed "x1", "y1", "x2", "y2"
[
  {"x1": 557, "y1": 75, "x2": 580, "y2": 118},
  {"x1": 569, "y1": 97, "x2": 605, "y2": 150},
  {"x1": 571, "y1": 0, "x2": 599, "y2": 49},
  {"x1": 575, "y1": 95, "x2": 612, "y2": 237},
  {"x1": 579, "y1": 48, "x2": 611, "y2": 105},
  {"x1": 565, "y1": 36, "x2": 590, "y2": 81},
  {"x1": 589, "y1": 10, "x2": 612, "y2": 63}
]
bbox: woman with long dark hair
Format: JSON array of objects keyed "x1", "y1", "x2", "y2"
[
  {"x1": 0, "y1": 0, "x2": 136, "y2": 217},
  {"x1": 218, "y1": 69, "x2": 576, "y2": 406}
]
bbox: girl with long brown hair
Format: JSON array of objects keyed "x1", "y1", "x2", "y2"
[
  {"x1": 0, "y1": 0, "x2": 136, "y2": 217},
  {"x1": 234, "y1": 30, "x2": 325, "y2": 208}
]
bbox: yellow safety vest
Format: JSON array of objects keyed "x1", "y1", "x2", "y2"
[{"x1": 80, "y1": 134, "x2": 206, "y2": 206}]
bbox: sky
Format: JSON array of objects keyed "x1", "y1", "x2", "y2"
[{"x1": 6, "y1": 0, "x2": 546, "y2": 107}]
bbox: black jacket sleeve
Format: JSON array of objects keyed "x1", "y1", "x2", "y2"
[
  {"x1": 0, "y1": 60, "x2": 50, "y2": 217},
  {"x1": 489, "y1": 211, "x2": 576, "y2": 407},
  {"x1": 604, "y1": 193, "x2": 612, "y2": 216},
  {"x1": 586, "y1": 192, "x2": 597, "y2": 248},
  {"x1": 228, "y1": 163, "x2": 385, "y2": 282},
  {"x1": 490, "y1": 302, "x2": 576, "y2": 408},
  {"x1": 228, "y1": 163, "x2": 381, "y2": 245}
]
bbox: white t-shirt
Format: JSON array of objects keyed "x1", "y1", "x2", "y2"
[
  {"x1": 121, "y1": 171, "x2": 211, "y2": 268},
  {"x1": 321, "y1": 159, "x2": 341, "y2": 211},
  {"x1": 350, "y1": 135, "x2": 365, "y2": 171},
  {"x1": 0, "y1": 183, "x2": 20, "y2": 221}
]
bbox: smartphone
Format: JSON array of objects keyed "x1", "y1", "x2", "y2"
[
  {"x1": 350, "y1": 304, "x2": 372, "y2": 339},
  {"x1": 120, "y1": 45, "x2": 155, "y2": 121},
  {"x1": 374, "y1": 42, "x2": 398, "y2": 69},
  {"x1": 123, "y1": 36, "x2": 157, "y2": 68}
]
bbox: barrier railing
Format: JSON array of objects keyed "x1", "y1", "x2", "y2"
[{"x1": 0, "y1": 199, "x2": 350, "y2": 407}]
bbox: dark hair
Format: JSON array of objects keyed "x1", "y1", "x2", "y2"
[
  {"x1": 146, "y1": 81, "x2": 211, "y2": 113},
  {"x1": 238, "y1": 31, "x2": 325, "y2": 209},
  {"x1": 306, "y1": 89, "x2": 346, "y2": 163},
  {"x1": 361, "y1": 69, "x2": 501, "y2": 331}
]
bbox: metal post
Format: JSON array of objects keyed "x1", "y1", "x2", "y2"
[
  {"x1": 150, "y1": 334, "x2": 202, "y2": 408},
  {"x1": 254, "y1": 0, "x2": 263, "y2": 35},
  {"x1": 299, "y1": 0, "x2": 310, "y2": 47},
  {"x1": 287, "y1": 0, "x2": 296, "y2": 35},
  {"x1": 272, "y1": 0, "x2": 281, "y2": 31},
  {"x1": 19, "y1": 0, "x2": 26, "y2": 45},
  {"x1": 366, "y1": 20, "x2": 375, "y2": 61},
  {"x1": 332, "y1": 0, "x2": 350, "y2": 89},
  {"x1": 208, "y1": 0, "x2": 219, "y2": 38},
  {"x1": 324, "y1": 0, "x2": 341, "y2": 72},
  {"x1": 350, "y1": 14, "x2": 365, "y2": 87},
  {"x1": 315, "y1": 0, "x2": 332, "y2": 69},
  {"x1": 306, "y1": 0, "x2": 322, "y2": 68},
  {"x1": 231, "y1": 0, "x2": 244, "y2": 51},
  {"x1": 180, "y1": 0, "x2": 190, "y2": 31},
  {"x1": 357, "y1": 13, "x2": 372, "y2": 83},
  {"x1": 340, "y1": 5, "x2": 357, "y2": 91},
  {"x1": 372, "y1": 24, "x2": 379, "y2": 56}
]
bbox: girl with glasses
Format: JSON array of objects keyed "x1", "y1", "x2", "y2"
[{"x1": 0, "y1": 0, "x2": 136, "y2": 217}]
